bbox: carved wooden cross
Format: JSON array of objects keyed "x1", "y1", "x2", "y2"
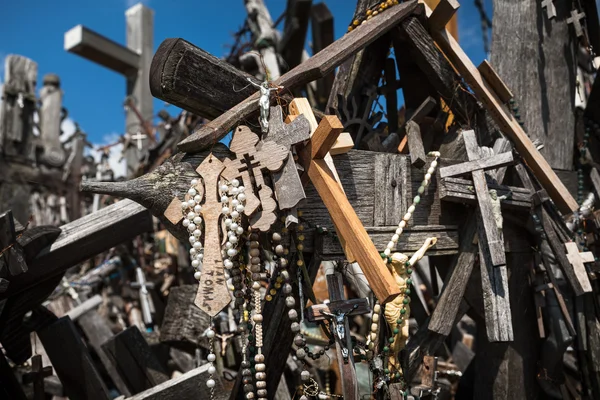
[
  {"x1": 541, "y1": 0, "x2": 556, "y2": 19},
  {"x1": 439, "y1": 131, "x2": 515, "y2": 267},
  {"x1": 567, "y1": 9, "x2": 586, "y2": 38},
  {"x1": 195, "y1": 156, "x2": 230, "y2": 316},
  {"x1": 22, "y1": 355, "x2": 53, "y2": 400},
  {"x1": 306, "y1": 272, "x2": 370, "y2": 399},
  {"x1": 565, "y1": 242, "x2": 594, "y2": 293},
  {"x1": 222, "y1": 126, "x2": 289, "y2": 231},
  {"x1": 262, "y1": 106, "x2": 311, "y2": 210}
]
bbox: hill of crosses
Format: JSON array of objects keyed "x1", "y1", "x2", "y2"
[{"x1": 3, "y1": 0, "x2": 600, "y2": 399}]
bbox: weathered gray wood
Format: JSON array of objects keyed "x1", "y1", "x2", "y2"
[
  {"x1": 159, "y1": 285, "x2": 211, "y2": 351},
  {"x1": 177, "y1": 1, "x2": 419, "y2": 152},
  {"x1": 38, "y1": 316, "x2": 111, "y2": 400},
  {"x1": 125, "y1": 364, "x2": 228, "y2": 400},
  {"x1": 439, "y1": 177, "x2": 532, "y2": 209},
  {"x1": 491, "y1": 0, "x2": 575, "y2": 169},
  {"x1": 244, "y1": 0, "x2": 280, "y2": 79},
  {"x1": 406, "y1": 120, "x2": 426, "y2": 168},
  {"x1": 280, "y1": 0, "x2": 312, "y2": 69},
  {"x1": 374, "y1": 153, "x2": 410, "y2": 226},
  {"x1": 0, "y1": 55, "x2": 37, "y2": 158},
  {"x1": 0, "y1": 199, "x2": 153, "y2": 299},
  {"x1": 439, "y1": 151, "x2": 514, "y2": 178},
  {"x1": 77, "y1": 309, "x2": 131, "y2": 396},
  {"x1": 102, "y1": 326, "x2": 169, "y2": 395},
  {"x1": 38, "y1": 74, "x2": 66, "y2": 167},
  {"x1": 311, "y1": 2, "x2": 335, "y2": 109}
]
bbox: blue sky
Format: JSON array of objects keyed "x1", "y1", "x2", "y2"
[{"x1": 0, "y1": 0, "x2": 491, "y2": 146}]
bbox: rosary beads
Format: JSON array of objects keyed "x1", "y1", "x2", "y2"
[
  {"x1": 205, "y1": 324, "x2": 218, "y2": 397},
  {"x1": 383, "y1": 152, "x2": 441, "y2": 257},
  {"x1": 182, "y1": 178, "x2": 205, "y2": 281}
]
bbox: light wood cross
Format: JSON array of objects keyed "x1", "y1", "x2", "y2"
[
  {"x1": 541, "y1": 0, "x2": 556, "y2": 19},
  {"x1": 565, "y1": 242, "x2": 594, "y2": 293},
  {"x1": 222, "y1": 126, "x2": 289, "y2": 231},
  {"x1": 567, "y1": 9, "x2": 586, "y2": 38},
  {"x1": 291, "y1": 99, "x2": 400, "y2": 304}
]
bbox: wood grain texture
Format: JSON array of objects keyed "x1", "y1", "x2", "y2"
[
  {"x1": 195, "y1": 156, "x2": 230, "y2": 316},
  {"x1": 311, "y1": 115, "x2": 344, "y2": 159},
  {"x1": 308, "y1": 158, "x2": 400, "y2": 304},
  {"x1": 177, "y1": 1, "x2": 418, "y2": 152},
  {"x1": 0, "y1": 199, "x2": 153, "y2": 300},
  {"x1": 477, "y1": 60, "x2": 513, "y2": 104},
  {"x1": 102, "y1": 326, "x2": 169, "y2": 395},
  {"x1": 491, "y1": 0, "x2": 575, "y2": 171},
  {"x1": 406, "y1": 121, "x2": 427, "y2": 168},
  {"x1": 439, "y1": 177, "x2": 532, "y2": 210},
  {"x1": 126, "y1": 364, "x2": 228, "y2": 400},
  {"x1": 428, "y1": 0, "x2": 459, "y2": 31},
  {"x1": 429, "y1": 1, "x2": 577, "y2": 213},
  {"x1": 439, "y1": 151, "x2": 514, "y2": 178},
  {"x1": 565, "y1": 242, "x2": 593, "y2": 293}
]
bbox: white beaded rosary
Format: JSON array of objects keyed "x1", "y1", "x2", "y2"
[
  {"x1": 383, "y1": 151, "x2": 441, "y2": 257},
  {"x1": 181, "y1": 178, "x2": 205, "y2": 281}
]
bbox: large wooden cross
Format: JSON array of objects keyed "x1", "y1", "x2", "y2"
[{"x1": 63, "y1": 3, "x2": 153, "y2": 176}]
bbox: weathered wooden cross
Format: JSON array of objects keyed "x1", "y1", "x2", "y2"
[
  {"x1": 64, "y1": 3, "x2": 153, "y2": 176},
  {"x1": 541, "y1": 0, "x2": 556, "y2": 19},
  {"x1": 22, "y1": 355, "x2": 53, "y2": 400},
  {"x1": 567, "y1": 9, "x2": 586, "y2": 38},
  {"x1": 565, "y1": 242, "x2": 594, "y2": 293},
  {"x1": 306, "y1": 272, "x2": 370, "y2": 399}
]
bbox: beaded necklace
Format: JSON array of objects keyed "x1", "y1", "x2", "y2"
[{"x1": 347, "y1": 0, "x2": 400, "y2": 32}]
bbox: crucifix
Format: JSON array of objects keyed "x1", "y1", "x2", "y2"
[
  {"x1": 222, "y1": 126, "x2": 289, "y2": 231},
  {"x1": 567, "y1": 9, "x2": 586, "y2": 38},
  {"x1": 130, "y1": 265, "x2": 156, "y2": 327},
  {"x1": 193, "y1": 155, "x2": 230, "y2": 316},
  {"x1": 541, "y1": 0, "x2": 556, "y2": 20},
  {"x1": 129, "y1": 131, "x2": 147, "y2": 151},
  {"x1": 215, "y1": 332, "x2": 235, "y2": 357},
  {"x1": 64, "y1": 3, "x2": 153, "y2": 176},
  {"x1": 565, "y1": 242, "x2": 594, "y2": 293},
  {"x1": 307, "y1": 272, "x2": 370, "y2": 399},
  {"x1": 22, "y1": 355, "x2": 53, "y2": 400}
]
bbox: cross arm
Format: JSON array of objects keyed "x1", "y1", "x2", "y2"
[
  {"x1": 64, "y1": 25, "x2": 140, "y2": 76},
  {"x1": 439, "y1": 151, "x2": 514, "y2": 178},
  {"x1": 306, "y1": 298, "x2": 370, "y2": 322},
  {"x1": 176, "y1": 0, "x2": 419, "y2": 152}
]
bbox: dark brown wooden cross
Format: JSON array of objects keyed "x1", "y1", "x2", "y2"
[
  {"x1": 22, "y1": 355, "x2": 53, "y2": 400},
  {"x1": 541, "y1": 0, "x2": 556, "y2": 19},
  {"x1": 306, "y1": 272, "x2": 370, "y2": 399},
  {"x1": 567, "y1": 9, "x2": 586, "y2": 38}
]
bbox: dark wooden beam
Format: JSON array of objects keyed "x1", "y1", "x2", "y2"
[
  {"x1": 280, "y1": 0, "x2": 313, "y2": 69},
  {"x1": 311, "y1": 2, "x2": 335, "y2": 109}
]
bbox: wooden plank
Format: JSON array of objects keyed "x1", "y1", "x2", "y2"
[
  {"x1": 310, "y1": 2, "x2": 334, "y2": 109},
  {"x1": 311, "y1": 115, "x2": 344, "y2": 159},
  {"x1": 102, "y1": 326, "x2": 169, "y2": 395},
  {"x1": 38, "y1": 74, "x2": 66, "y2": 167},
  {"x1": 374, "y1": 153, "x2": 410, "y2": 226},
  {"x1": 280, "y1": 0, "x2": 313, "y2": 69},
  {"x1": 439, "y1": 151, "x2": 514, "y2": 178},
  {"x1": 177, "y1": 0, "x2": 418, "y2": 152},
  {"x1": 439, "y1": 177, "x2": 532, "y2": 209},
  {"x1": 565, "y1": 242, "x2": 593, "y2": 293},
  {"x1": 0, "y1": 199, "x2": 153, "y2": 299},
  {"x1": 406, "y1": 120, "x2": 427, "y2": 168},
  {"x1": 477, "y1": 60, "x2": 513, "y2": 104},
  {"x1": 37, "y1": 316, "x2": 111, "y2": 400},
  {"x1": 64, "y1": 25, "x2": 140, "y2": 75},
  {"x1": 426, "y1": 0, "x2": 578, "y2": 213},
  {"x1": 126, "y1": 364, "x2": 228, "y2": 400},
  {"x1": 428, "y1": 0, "x2": 459, "y2": 31},
  {"x1": 307, "y1": 158, "x2": 401, "y2": 304}
]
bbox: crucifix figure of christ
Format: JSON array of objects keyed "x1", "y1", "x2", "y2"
[
  {"x1": 222, "y1": 126, "x2": 289, "y2": 231},
  {"x1": 246, "y1": 77, "x2": 283, "y2": 133},
  {"x1": 307, "y1": 272, "x2": 370, "y2": 400},
  {"x1": 22, "y1": 355, "x2": 53, "y2": 400}
]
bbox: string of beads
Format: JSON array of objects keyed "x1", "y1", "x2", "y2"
[
  {"x1": 348, "y1": 0, "x2": 400, "y2": 32},
  {"x1": 182, "y1": 178, "x2": 205, "y2": 281}
]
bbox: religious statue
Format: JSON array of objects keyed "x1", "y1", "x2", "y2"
[
  {"x1": 247, "y1": 77, "x2": 283, "y2": 133},
  {"x1": 384, "y1": 237, "x2": 437, "y2": 370},
  {"x1": 489, "y1": 189, "x2": 511, "y2": 231}
]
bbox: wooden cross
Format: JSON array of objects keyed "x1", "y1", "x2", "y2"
[
  {"x1": 222, "y1": 126, "x2": 289, "y2": 231},
  {"x1": 439, "y1": 131, "x2": 514, "y2": 267},
  {"x1": 565, "y1": 242, "x2": 594, "y2": 293},
  {"x1": 22, "y1": 355, "x2": 53, "y2": 400},
  {"x1": 292, "y1": 101, "x2": 400, "y2": 305},
  {"x1": 262, "y1": 106, "x2": 311, "y2": 210},
  {"x1": 541, "y1": 0, "x2": 556, "y2": 19},
  {"x1": 64, "y1": 3, "x2": 153, "y2": 175},
  {"x1": 194, "y1": 155, "x2": 230, "y2": 316},
  {"x1": 307, "y1": 272, "x2": 369, "y2": 399},
  {"x1": 567, "y1": 9, "x2": 586, "y2": 38}
]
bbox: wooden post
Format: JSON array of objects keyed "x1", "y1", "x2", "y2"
[
  {"x1": 38, "y1": 73, "x2": 66, "y2": 167},
  {"x1": 21, "y1": 354, "x2": 53, "y2": 400},
  {"x1": 64, "y1": 3, "x2": 153, "y2": 176}
]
